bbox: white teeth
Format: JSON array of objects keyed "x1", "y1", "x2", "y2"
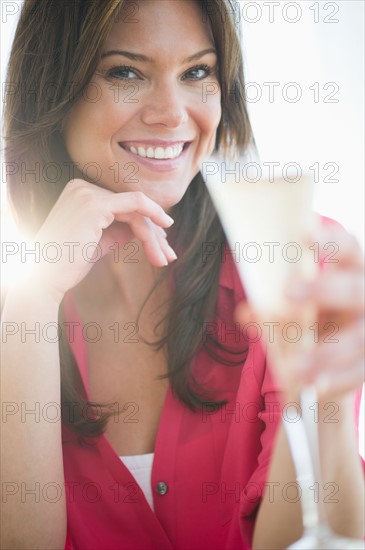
[
  {"x1": 125, "y1": 143, "x2": 185, "y2": 159},
  {"x1": 155, "y1": 147, "x2": 165, "y2": 159}
]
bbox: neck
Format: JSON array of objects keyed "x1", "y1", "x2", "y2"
[
  {"x1": 75, "y1": 239, "x2": 167, "y2": 317},
  {"x1": 106, "y1": 241, "x2": 164, "y2": 309}
]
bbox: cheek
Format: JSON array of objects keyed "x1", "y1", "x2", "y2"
[
  {"x1": 65, "y1": 85, "x2": 127, "y2": 141},
  {"x1": 197, "y1": 93, "x2": 222, "y2": 143},
  {"x1": 204, "y1": 92, "x2": 221, "y2": 131},
  {"x1": 63, "y1": 102, "x2": 115, "y2": 167},
  {"x1": 73, "y1": 109, "x2": 108, "y2": 141},
  {"x1": 63, "y1": 101, "x2": 96, "y2": 160}
]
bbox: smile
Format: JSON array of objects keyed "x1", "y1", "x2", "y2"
[{"x1": 119, "y1": 141, "x2": 190, "y2": 161}]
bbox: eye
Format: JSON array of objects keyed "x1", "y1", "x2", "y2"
[
  {"x1": 182, "y1": 64, "x2": 213, "y2": 81},
  {"x1": 106, "y1": 65, "x2": 141, "y2": 80}
]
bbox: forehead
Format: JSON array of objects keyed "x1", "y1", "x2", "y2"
[{"x1": 104, "y1": 0, "x2": 215, "y2": 55}]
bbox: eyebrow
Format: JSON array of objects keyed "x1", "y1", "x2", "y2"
[{"x1": 100, "y1": 48, "x2": 217, "y2": 63}]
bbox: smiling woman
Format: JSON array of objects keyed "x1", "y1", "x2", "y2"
[
  {"x1": 63, "y1": 0, "x2": 222, "y2": 208},
  {"x1": 1, "y1": 1, "x2": 364, "y2": 550}
]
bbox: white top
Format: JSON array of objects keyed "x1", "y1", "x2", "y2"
[{"x1": 120, "y1": 452, "x2": 154, "y2": 511}]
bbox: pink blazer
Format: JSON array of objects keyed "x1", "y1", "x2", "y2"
[
  {"x1": 61, "y1": 223, "x2": 362, "y2": 549},
  {"x1": 61, "y1": 253, "x2": 282, "y2": 549}
]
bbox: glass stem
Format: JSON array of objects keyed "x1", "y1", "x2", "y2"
[{"x1": 283, "y1": 384, "x2": 330, "y2": 533}]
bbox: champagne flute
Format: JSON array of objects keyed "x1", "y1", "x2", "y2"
[{"x1": 202, "y1": 154, "x2": 364, "y2": 549}]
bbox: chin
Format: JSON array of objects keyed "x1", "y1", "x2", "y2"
[
  {"x1": 148, "y1": 191, "x2": 187, "y2": 212},
  {"x1": 140, "y1": 177, "x2": 195, "y2": 209}
]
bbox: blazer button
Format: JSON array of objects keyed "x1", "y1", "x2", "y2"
[{"x1": 156, "y1": 482, "x2": 168, "y2": 495}]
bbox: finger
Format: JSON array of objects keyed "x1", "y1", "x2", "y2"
[
  {"x1": 146, "y1": 218, "x2": 177, "y2": 262},
  {"x1": 100, "y1": 214, "x2": 172, "y2": 267},
  {"x1": 313, "y1": 270, "x2": 364, "y2": 311},
  {"x1": 315, "y1": 360, "x2": 364, "y2": 400},
  {"x1": 101, "y1": 221, "x2": 168, "y2": 267},
  {"x1": 108, "y1": 192, "x2": 174, "y2": 229},
  {"x1": 293, "y1": 317, "x2": 364, "y2": 382},
  {"x1": 154, "y1": 225, "x2": 168, "y2": 238},
  {"x1": 145, "y1": 218, "x2": 177, "y2": 263},
  {"x1": 142, "y1": 233, "x2": 169, "y2": 267},
  {"x1": 125, "y1": 216, "x2": 169, "y2": 266},
  {"x1": 97, "y1": 222, "x2": 135, "y2": 257},
  {"x1": 157, "y1": 234, "x2": 178, "y2": 263},
  {"x1": 286, "y1": 270, "x2": 364, "y2": 312},
  {"x1": 307, "y1": 224, "x2": 364, "y2": 270}
]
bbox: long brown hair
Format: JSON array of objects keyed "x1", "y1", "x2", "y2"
[{"x1": 4, "y1": 0, "x2": 252, "y2": 437}]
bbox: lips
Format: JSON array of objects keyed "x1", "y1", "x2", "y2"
[
  {"x1": 118, "y1": 140, "x2": 191, "y2": 161},
  {"x1": 118, "y1": 140, "x2": 192, "y2": 173}
]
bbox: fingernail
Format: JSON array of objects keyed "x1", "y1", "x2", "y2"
[
  {"x1": 167, "y1": 246, "x2": 178, "y2": 261},
  {"x1": 164, "y1": 214, "x2": 174, "y2": 225},
  {"x1": 158, "y1": 250, "x2": 168, "y2": 266}
]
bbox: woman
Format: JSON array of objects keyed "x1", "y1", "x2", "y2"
[{"x1": 2, "y1": 1, "x2": 364, "y2": 549}]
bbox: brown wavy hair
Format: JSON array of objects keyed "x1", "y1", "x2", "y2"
[{"x1": 3, "y1": 0, "x2": 252, "y2": 437}]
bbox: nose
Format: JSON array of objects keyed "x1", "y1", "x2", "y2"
[{"x1": 141, "y1": 81, "x2": 189, "y2": 128}]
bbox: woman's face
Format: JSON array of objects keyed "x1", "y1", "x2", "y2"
[{"x1": 64, "y1": 0, "x2": 221, "y2": 209}]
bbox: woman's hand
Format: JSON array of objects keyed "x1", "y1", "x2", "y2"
[
  {"x1": 236, "y1": 224, "x2": 364, "y2": 399},
  {"x1": 27, "y1": 179, "x2": 177, "y2": 304},
  {"x1": 286, "y1": 224, "x2": 364, "y2": 398}
]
